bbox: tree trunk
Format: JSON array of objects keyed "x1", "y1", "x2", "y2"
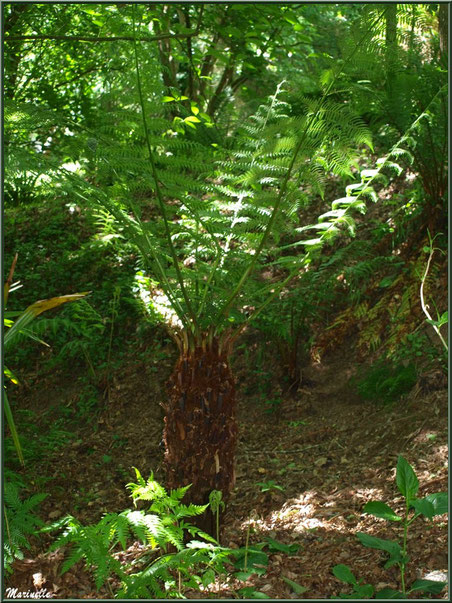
[
  {"x1": 162, "y1": 337, "x2": 237, "y2": 537},
  {"x1": 385, "y1": 4, "x2": 398, "y2": 127},
  {"x1": 438, "y1": 4, "x2": 448, "y2": 68}
]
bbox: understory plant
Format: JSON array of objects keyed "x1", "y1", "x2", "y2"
[
  {"x1": 332, "y1": 455, "x2": 448, "y2": 599},
  {"x1": 46, "y1": 470, "x2": 297, "y2": 599},
  {"x1": 3, "y1": 481, "x2": 48, "y2": 573}
]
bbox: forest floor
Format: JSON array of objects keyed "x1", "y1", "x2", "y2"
[{"x1": 5, "y1": 335, "x2": 448, "y2": 600}]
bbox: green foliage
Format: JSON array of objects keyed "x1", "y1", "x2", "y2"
[
  {"x1": 209, "y1": 490, "x2": 225, "y2": 544},
  {"x1": 354, "y1": 360, "x2": 417, "y2": 405},
  {"x1": 126, "y1": 468, "x2": 209, "y2": 533},
  {"x1": 3, "y1": 483, "x2": 48, "y2": 573},
  {"x1": 46, "y1": 473, "x2": 216, "y2": 596},
  {"x1": 256, "y1": 480, "x2": 285, "y2": 494},
  {"x1": 332, "y1": 456, "x2": 447, "y2": 598},
  {"x1": 45, "y1": 471, "x2": 300, "y2": 598}
]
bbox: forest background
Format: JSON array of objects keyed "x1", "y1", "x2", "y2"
[{"x1": 3, "y1": 1, "x2": 449, "y2": 599}]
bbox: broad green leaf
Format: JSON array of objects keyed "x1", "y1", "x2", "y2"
[
  {"x1": 356, "y1": 584, "x2": 375, "y2": 598},
  {"x1": 237, "y1": 587, "x2": 270, "y2": 599},
  {"x1": 233, "y1": 548, "x2": 268, "y2": 572},
  {"x1": 332, "y1": 564, "x2": 357, "y2": 585},
  {"x1": 264, "y1": 537, "x2": 299, "y2": 555},
  {"x1": 363, "y1": 501, "x2": 401, "y2": 522},
  {"x1": 234, "y1": 571, "x2": 255, "y2": 581},
  {"x1": 162, "y1": 96, "x2": 175, "y2": 102},
  {"x1": 375, "y1": 587, "x2": 404, "y2": 599},
  {"x1": 356, "y1": 533, "x2": 402, "y2": 558},
  {"x1": 409, "y1": 579, "x2": 447, "y2": 595},
  {"x1": 281, "y1": 576, "x2": 308, "y2": 594},
  {"x1": 412, "y1": 497, "x2": 435, "y2": 519},
  {"x1": 184, "y1": 115, "x2": 201, "y2": 124},
  {"x1": 396, "y1": 456, "x2": 419, "y2": 501},
  {"x1": 201, "y1": 568, "x2": 216, "y2": 587},
  {"x1": 424, "y1": 492, "x2": 448, "y2": 516}
]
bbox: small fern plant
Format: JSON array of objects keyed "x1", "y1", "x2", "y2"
[
  {"x1": 3, "y1": 482, "x2": 47, "y2": 573},
  {"x1": 126, "y1": 468, "x2": 210, "y2": 546},
  {"x1": 44, "y1": 470, "x2": 229, "y2": 598}
]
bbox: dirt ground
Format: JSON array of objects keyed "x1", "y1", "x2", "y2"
[{"x1": 5, "y1": 337, "x2": 448, "y2": 599}]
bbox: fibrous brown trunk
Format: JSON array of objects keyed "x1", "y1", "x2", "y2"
[{"x1": 162, "y1": 337, "x2": 237, "y2": 537}]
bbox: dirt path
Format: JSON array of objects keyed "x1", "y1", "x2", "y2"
[{"x1": 5, "y1": 347, "x2": 448, "y2": 599}]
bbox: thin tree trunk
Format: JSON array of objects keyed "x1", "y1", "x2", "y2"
[
  {"x1": 163, "y1": 337, "x2": 237, "y2": 537},
  {"x1": 438, "y1": 4, "x2": 448, "y2": 67},
  {"x1": 385, "y1": 4, "x2": 398, "y2": 126},
  {"x1": 4, "y1": 3, "x2": 29, "y2": 99}
]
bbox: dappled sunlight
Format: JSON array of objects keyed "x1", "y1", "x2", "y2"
[{"x1": 133, "y1": 272, "x2": 183, "y2": 329}]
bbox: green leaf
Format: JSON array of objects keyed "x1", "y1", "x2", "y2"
[
  {"x1": 375, "y1": 587, "x2": 404, "y2": 599},
  {"x1": 357, "y1": 584, "x2": 375, "y2": 598},
  {"x1": 396, "y1": 456, "x2": 419, "y2": 501},
  {"x1": 162, "y1": 96, "x2": 175, "y2": 102},
  {"x1": 237, "y1": 587, "x2": 270, "y2": 599},
  {"x1": 424, "y1": 492, "x2": 448, "y2": 516},
  {"x1": 332, "y1": 564, "x2": 357, "y2": 585},
  {"x1": 363, "y1": 501, "x2": 401, "y2": 522},
  {"x1": 233, "y1": 548, "x2": 268, "y2": 573},
  {"x1": 235, "y1": 571, "x2": 255, "y2": 581},
  {"x1": 184, "y1": 115, "x2": 201, "y2": 124},
  {"x1": 264, "y1": 537, "x2": 299, "y2": 555},
  {"x1": 281, "y1": 576, "x2": 308, "y2": 594},
  {"x1": 412, "y1": 497, "x2": 435, "y2": 519},
  {"x1": 201, "y1": 568, "x2": 216, "y2": 587},
  {"x1": 356, "y1": 533, "x2": 402, "y2": 558},
  {"x1": 409, "y1": 579, "x2": 447, "y2": 595}
]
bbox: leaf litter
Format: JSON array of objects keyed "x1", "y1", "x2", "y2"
[{"x1": 5, "y1": 339, "x2": 448, "y2": 599}]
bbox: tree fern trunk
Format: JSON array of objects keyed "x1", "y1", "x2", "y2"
[{"x1": 162, "y1": 337, "x2": 237, "y2": 537}]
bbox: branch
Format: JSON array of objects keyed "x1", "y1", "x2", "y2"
[
  {"x1": 6, "y1": 30, "x2": 200, "y2": 44},
  {"x1": 420, "y1": 244, "x2": 448, "y2": 352},
  {"x1": 4, "y1": 253, "x2": 18, "y2": 307}
]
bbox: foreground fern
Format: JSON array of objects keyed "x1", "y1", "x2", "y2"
[
  {"x1": 45, "y1": 471, "x2": 232, "y2": 598},
  {"x1": 4, "y1": 482, "x2": 47, "y2": 573}
]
